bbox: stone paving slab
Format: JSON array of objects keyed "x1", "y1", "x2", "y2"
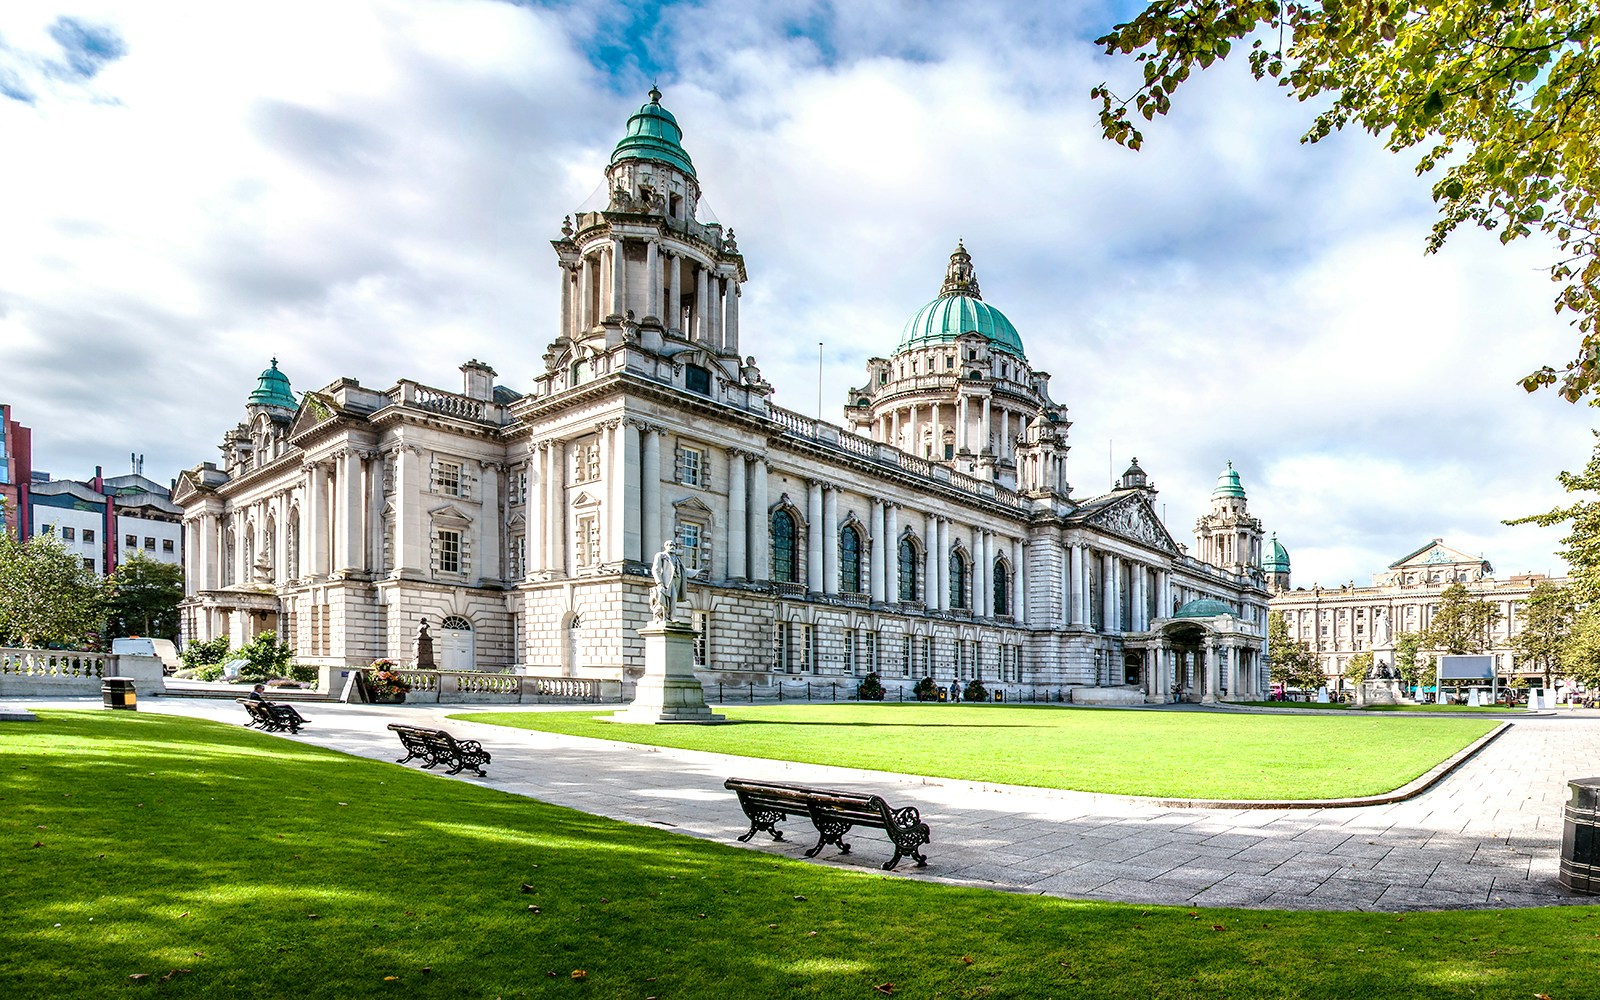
[{"x1": 8, "y1": 695, "x2": 1600, "y2": 913}]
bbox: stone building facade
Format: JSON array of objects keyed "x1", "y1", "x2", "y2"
[
  {"x1": 1269, "y1": 537, "x2": 1563, "y2": 688},
  {"x1": 176, "y1": 90, "x2": 1273, "y2": 702}
]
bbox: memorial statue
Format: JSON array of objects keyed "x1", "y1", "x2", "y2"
[
  {"x1": 650, "y1": 540, "x2": 688, "y2": 622},
  {"x1": 1373, "y1": 607, "x2": 1392, "y2": 647},
  {"x1": 415, "y1": 617, "x2": 436, "y2": 670}
]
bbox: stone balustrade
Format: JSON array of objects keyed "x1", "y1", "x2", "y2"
[
  {"x1": 0, "y1": 647, "x2": 167, "y2": 696},
  {"x1": 361, "y1": 668, "x2": 619, "y2": 705}
]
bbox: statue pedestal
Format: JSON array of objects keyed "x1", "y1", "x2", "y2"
[
  {"x1": 1356, "y1": 679, "x2": 1408, "y2": 706},
  {"x1": 605, "y1": 620, "x2": 725, "y2": 725}
]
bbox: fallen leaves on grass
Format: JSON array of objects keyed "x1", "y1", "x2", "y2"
[
  {"x1": 129, "y1": 974, "x2": 149, "y2": 983},
  {"x1": 960, "y1": 955, "x2": 973, "y2": 965},
  {"x1": 571, "y1": 970, "x2": 587, "y2": 980},
  {"x1": 521, "y1": 883, "x2": 536, "y2": 893},
  {"x1": 793, "y1": 895, "x2": 807, "y2": 901},
  {"x1": 159, "y1": 970, "x2": 190, "y2": 982},
  {"x1": 873, "y1": 983, "x2": 894, "y2": 995}
]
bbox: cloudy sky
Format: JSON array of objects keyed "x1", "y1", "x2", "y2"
[{"x1": 1, "y1": 0, "x2": 1593, "y2": 588}]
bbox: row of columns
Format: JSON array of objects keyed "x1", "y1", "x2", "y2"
[
  {"x1": 1132, "y1": 639, "x2": 1262, "y2": 701},
  {"x1": 1063, "y1": 543, "x2": 1171, "y2": 634},
  {"x1": 562, "y1": 241, "x2": 740, "y2": 352},
  {"x1": 880, "y1": 400, "x2": 1032, "y2": 460}
]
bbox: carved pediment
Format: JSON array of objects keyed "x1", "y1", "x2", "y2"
[
  {"x1": 572, "y1": 490, "x2": 600, "y2": 508},
  {"x1": 288, "y1": 392, "x2": 339, "y2": 437},
  {"x1": 672, "y1": 496, "x2": 714, "y2": 517},
  {"x1": 1087, "y1": 495, "x2": 1178, "y2": 554},
  {"x1": 428, "y1": 503, "x2": 473, "y2": 525}
]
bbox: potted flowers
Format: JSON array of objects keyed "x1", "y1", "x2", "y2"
[{"x1": 367, "y1": 659, "x2": 413, "y2": 704}]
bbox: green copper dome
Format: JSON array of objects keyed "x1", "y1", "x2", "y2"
[
  {"x1": 896, "y1": 242, "x2": 1026, "y2": 359},
  {"x1": 1174, "y1": 598, "x2": 1237, "y2": 619},
  {"x1": 610, "y1": 86, "x2": 696, "y2": 178},
  {"x1": 1213, "y1": 461, "x2": 1246, "y2": 499},
  {"x1": 247, "y1": 358, "x2": 296, "y2": 410},
  {"x1": 1264, "y1": 533, "x2": 1290, "y2": 574}
]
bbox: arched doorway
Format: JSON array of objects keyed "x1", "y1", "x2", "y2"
[
  {"x1": 565, "y1": 613, "x2": 582, "y2": 676},
  {"x1": 437, "y1": 615, "x2": 474, "y2": 671}
]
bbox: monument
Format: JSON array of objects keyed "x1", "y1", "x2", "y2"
[
  {"x1": 607, "y1": 540, "x2": 724, "y2": 724},
  {"x1": 415, "y1": 618, "x2": 436, "y2": 670},
  {"x1": 1355, "y1": 609, "x2": 1411, "y2": 706}
]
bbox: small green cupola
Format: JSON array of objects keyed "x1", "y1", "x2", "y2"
[
  {"x1": 247, "y1": 358, "x2": 296, "y2": 410},
  {"x1": 1174, "y1": 597, "x2": 1237, "y2": 619},
  {"x1": 610, "y1": 86, "x2": 697, "y2": 178},
  {"x1": 1264, "y1": 533, "x2": 1290, "y2": 575},
  {"x1": 1213, "y1": 461, "x2": 1246, "y2": 499}
]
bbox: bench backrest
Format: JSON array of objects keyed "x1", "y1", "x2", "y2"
[{"x1": 725, "y1": 778, "x2": 888, "y2": 824}]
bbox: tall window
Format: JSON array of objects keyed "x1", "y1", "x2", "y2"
[
  {"x1": 949, "y1": 551, "x2": 968, "y2": 609},
  {"x1": 844, "y1": 630, "x2": 855, "y2": 674},
  {"x1": 676, "y1": 520, "x2": 709, "y2": 572},
  {"x1": 902, "y1": 635, "x2": 912, "y2": 677},
  {"x1": 437, "y1": 529, "x2": 462, "y2": 575},
  {"x1": 772, "y1": 509, "x2": 798, "y2": 583},
  {"x1": 677, "y1": 444, "x2": 705, "y2": 487},
  {"x1": 801, "y1": 624, "x2": 815, "y2": 672},
  {"x1": 575, "y1": 513, "x2": 600, "y2": 569},
  {"x1": 839, "y1": 525, "x2": 862, "y2": 593},
  {"x1": 572, "y1": 438, "x2": 601, "y2": 483},
  {"x1": 993, "y1": 561, "x2": 1009, "y2": 616},
  {"x1": 435, "y1": 460, "x2": 463, "y2": 497},
  {"x1": 865, "y1": 631, "x2": 879, "y2": 673},
  {"x1": 898, "y1": 537, "x2": 918, "y2": 601},
  {"x1": 773, "y1": 622, "x2": 788, "y2": 670},
  {"x1": 692, "y1": 611, "x2": 709, "y2": 668}
]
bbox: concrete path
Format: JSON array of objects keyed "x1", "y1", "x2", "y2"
[{"x1": 9, "y1": 696, "x2": 1599, "y2": 913}]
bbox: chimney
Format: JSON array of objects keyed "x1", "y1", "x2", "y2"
[{"x1": 460, "y1": 359, "x2": 497, "y2": 402}]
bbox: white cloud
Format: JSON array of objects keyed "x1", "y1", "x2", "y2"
[{"x1": 0, "y1": 0, "x2": 1591, "y2": 589}]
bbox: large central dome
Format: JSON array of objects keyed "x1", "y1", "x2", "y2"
[{"x1": 895, "y1": 242, "x2": 1025, "y2": 358}]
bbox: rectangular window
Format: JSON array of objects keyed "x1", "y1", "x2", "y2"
[
  {"x1": 438, "y1": 529, "x2": 462, "y2": 575},
  {"x1": 83, "y1": 529, "x2": 94, "y2": 543},
  {"x1": 866, "y1": 631, "x2": 879, "y2": 673},
  {"x1": 512, "y1": 470, "x2": 528, "y2": 505},
  {"x1": 509, "y1": 536, "x2": 525, "y2": 580},
  {"x1": 677, "y1": 520, "x2": 705, "y2": 571},
  {"x1": 41, "y1": 523, "x2": 53, "y2": 534},
  {"x1": 774, "y1": 622, "x2": 789, "y2": 671},
  {"x1": 693, "y1": 611, "x2": 709, "y2": 668},
  {"x1": 974, "y1": 640, "x2": 983, "y2": 680},
  {"x1": 82, "y1": 558, "x2": 94, "y2": 571},
  {"x1": 956, "y1": 640, "x2": 967, "y2": 678},
  {"x1": 678, "y1": 445, "x2": 705, "y2": 487},
  {"x1": 575, "y1": 514, "x2": 600, "y2": 569},
  {"x1": 162, "y1": 539, "x2": 174, "y2": 552},
  {"x1": 62, "y1": 527, "x2": 75, "y2": 541},
  {"x1": 922, "y1": 637, "x2": 933, "y2": 676},
  {"x1": 801, "y1": 624, "x2": 815, "y2": 673},
  {"x1": 572, "y1": 439, "x2": 601, "y2": 484},
  {"x1": 435, "y1": 460, "x2": 462, "y2": 497},
  {"x1": 844, "y1": 630, "x2": 855, "y2": 674},
  {"x1": 902, "y1": 636, "x2": 912, "y2": 677},
  {"x1": 125, "y1": 533, "x2": 136, "y2": 548},
  {"x1": 144, "y1": 537, "x2": 156, "y2": 550}
]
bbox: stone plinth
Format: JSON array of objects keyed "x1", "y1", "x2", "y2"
[
  {"x1": 1357, "y1": 678, "x2": 1408, "y2": 706},
  {"x1": 605, "y1": 621, "x2": 724, "y2": 724}
]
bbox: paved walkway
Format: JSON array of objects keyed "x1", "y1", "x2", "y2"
[{"x1": 10, "y1": 696, "x2": 1600, "y2": 912}]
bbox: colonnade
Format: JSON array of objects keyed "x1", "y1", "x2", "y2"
[
  {"x1": 1129, "y1": 638, "x2": 1262, "y2": 701},
  {"x1": 1060, "y1": 543, "x2": 1171, "y2": 634},
  {"x1": 878, "y1": 397, "x2": 1033, "y2": 460},
  {"x1": 562, "y1": 239, "x2": 741, "y2": 352}
]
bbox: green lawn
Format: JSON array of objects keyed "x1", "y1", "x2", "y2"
[
  {"x1": 1238, "y1": 701, "x2": 1523, "y2": 714},
  {"x1": 4, "y1": 710, "x2": 1597, "y2": 1000},
  {"x1": 464, "y1": 704, "x2": 1496, "y2": 800}
]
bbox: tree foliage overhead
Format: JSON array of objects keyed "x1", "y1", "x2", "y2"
[
  {"x1": 105, "y1": 553, "x2": 184, "y2": 642},
  {"x1": 1393, "y1": 629, "x2": 1430, "y2": 688},
  {"x1": 1267, "y1": 610, "x2": 1325, "y2": 690},
  {"x1": 0, "y1": 524, "x2": 108, "y2": 648},
  {"x1": 1094, "y1": 2, "x2": 1600, "y2": 401},
  {"x1": 1423, "y1": 581, "x2": 1502, "y2": 653}
]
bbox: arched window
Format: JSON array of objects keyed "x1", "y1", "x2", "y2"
[
  {"x1": 993, "y1": 560, "x2": 1009, "y2": 616},
  {"x1": 898, "y1": 537, "x2": 919, "y2": 601},
  {"x1": 839, "y1": 525, "x2": 862, "y2": 593},
  {"x1": 950, "y1": 550, "x2": 968, "y2": 609},
  {"x1": 772, "y1": 509, "x2": 798, "y2": 583}
]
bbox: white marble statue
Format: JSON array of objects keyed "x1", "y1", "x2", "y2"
[{"x1": 650, "y1": 540, "x2": 687, "y2": 622}]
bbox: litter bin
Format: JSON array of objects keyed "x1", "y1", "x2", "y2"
[
  {"x1": 1561, "y1": 777, "x2": 1600, "y2": 893},
  {"x1": 101, "y1": 676, "x2": 137, "y2": 711},
  {"x1": 994, "y1": 690, "x2": 1004, "y2": 702}
]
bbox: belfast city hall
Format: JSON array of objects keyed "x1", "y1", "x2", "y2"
[{"x1": 175, "y1": 89, "x2": 1276, "y2": 703}]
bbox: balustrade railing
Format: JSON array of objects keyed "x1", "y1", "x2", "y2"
[
  {"x1": 389, "y1": 381, "x2": 501, "y2": 424},
  {"x1": 1, "y1": 648, "x2": 109, "y2": 679},
  {"x1": 369, "y1": 668, "x2": 605, "y2": 703}
]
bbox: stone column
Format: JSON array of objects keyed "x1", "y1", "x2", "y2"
[
  {"x1": 749, "y1": 460, "x2": 770, "y2": 583},
  {"x1": 869, "y1": 499, "x2": 885, "y2": 602},
  {"x1": 885, "y1": 504, "x2": 900, "y2": 600},
  {"x1": 196, "y1": 513, "x2": 214, "y2": 592},
  {"x1": 923, "y1": 512, "x2": 937, "y2": 605},
  {"x1": 957, "y1": 395, "x2": 969, "y2": 452},
  {"x1": 560, "y1": 263, "x2": 575, "y2": 340},
  {"x1": 308, "y1": 462, "x2": 329, "y2": 578},
  {"x1": 668, "y1": 252, "x2": 682, "y2": 333},
  {"x1": 608, "y1": 421, "x2": 640, "y2": 565},
  {"x1": 336, "y1": 450, "x2": 364, "y2": 573},
  {"x1": 546, "y1": 441, "x2": 566, "y2": 574},
  {"x1": 529, "y1": 444, "x2": 546, "y2": 575},
  {"x1": 579, "y1": 254, "x2": 594, "y2": 332},
  {"x1": 807, "y1": 481, "x2": 824, "y2": 593},
  {"x1": 1206, "y1": 641, "x2": 1220, "y2": 700},
  {"x1": 1069, "y1": 544, "x2": 1085, "y2": 626},
  {"x1": 822, "y1": 486, "x2": 839, "y2": 595},
  {"x1": 640, "y1": 427, "x2": 662, "y2": 561},
  {"x1": 975, "y1": 529, "x2": 988, "y2": 617},
  {"x1": 710, "y1": 275, "x2": 725, "y2": 351},
  {"x1": 981, "y1": 397, "x2": 991, "y2": 454},
  {"x1": 1100, "y1": 553, "x2": 1114, "y2": 633},
  {"x1": 366, "y1": 457, "x2": 384, "y2": 574},
  {"x1": 609, "y1": 236, "x2": 625, "y2": 317},
  {"x1": 645, "y1": 239, "x2": 660, "y2": 320},
  {"x1": 936, "y1": 517, "x2": 950, "y2": 612},
  {"x1": 479, "y1": 461, "x2": 501, "y2": 584},
  {"x1": 725, "y1": 281, "x2": 740, "y2": 354},
  {"x1": 1012, "y1": 537, "x2": 1024, "y2": 623},
  {"x1": 726, "y1": 450, "x2": 747, "y2": 580},
  {"x1": 695, "y1": 267, "x2": 709, "y2": 343}
]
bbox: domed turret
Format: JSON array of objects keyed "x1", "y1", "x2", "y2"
[
  {"x1": 1213, "y1": 461, "x2": 1246, "y2": 499},
  {"x1": 247, "y1": 358, "x2": 295, "y2": 411},
  {"x1": 610, "y1": 85, "x2": 696, "y2": 178},
  {"x1": 896, "y1": 242, "x2": 1025, "y2": 358},
  {"x1": 1264, "y1": 532, "x2": 1291, "y2": 591}
]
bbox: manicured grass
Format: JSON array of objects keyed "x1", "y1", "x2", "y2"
[
  {"x1": 464, "y1": 704, "x2": 1496, "y2": 799},
  {"x1": 4, "y1": 710, "x2": 1598, "y2": 1000},
  {"x1": 1238, "y1": 701, "x2": 1524, "y2": 714}
]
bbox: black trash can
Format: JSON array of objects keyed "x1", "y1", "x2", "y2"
[
  {"x1": 101, "y1": 676, "x2": 137, "y2": 711},
  {"x1": 1560, "y1": 777, "x2": 1600, "y2": 893}
]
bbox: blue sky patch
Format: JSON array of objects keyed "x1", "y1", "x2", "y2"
[{"x1": 47, "y1": 17, "x2": 127, "y2": 80}]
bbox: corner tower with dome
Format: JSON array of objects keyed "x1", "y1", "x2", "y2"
[{"x1": 174, "y1": 90, "x2": 1275, "y2": 706}]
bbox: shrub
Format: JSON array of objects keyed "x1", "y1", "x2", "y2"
[
  {"x1": 858, "y1": 672, "x2": 886, "y2": 701},
  {"x1": 179, "y1": 636, "x2": 230, "y2": 673},
  {"x1": 964, "y1": 678, "x2": 989, "y2": 703},
  {"x1": 192, "y1": 661, "x2": 225, "y2": 682},
  {"x1": 235, "y1": 632, "x2": 294, "y2": 683},
  {"x1": 912, "y1": 676, "x2": 937, "y2": 702},
  {"x1": 288, "y1": 663, "x2": 318, "y2": 685}
]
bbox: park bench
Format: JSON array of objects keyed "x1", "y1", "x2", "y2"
[
  {"x1": 235, "y1": 698, "x2": 309, "y2": 735},
  {"x1": 723, "y1": 777, "x2": 931, "y2": 871},
  {"x1": 386, "y1": 723, "x2": 492, "y2": 777}
]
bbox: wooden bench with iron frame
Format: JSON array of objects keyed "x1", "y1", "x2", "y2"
[
  {"x1": 387, "y1": 723, "x2": 492, "y2": 777},
  {"x1": 723, "y1": 777, "x2": 931, "y2": 871}
]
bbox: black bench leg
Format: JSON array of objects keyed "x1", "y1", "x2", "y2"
[
  {"x1": 804, "y1": 819, "x2": 852, "y2": 859},
  {"x1": 738, "y1": 809, "x2": 785, "y2": 843}
]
